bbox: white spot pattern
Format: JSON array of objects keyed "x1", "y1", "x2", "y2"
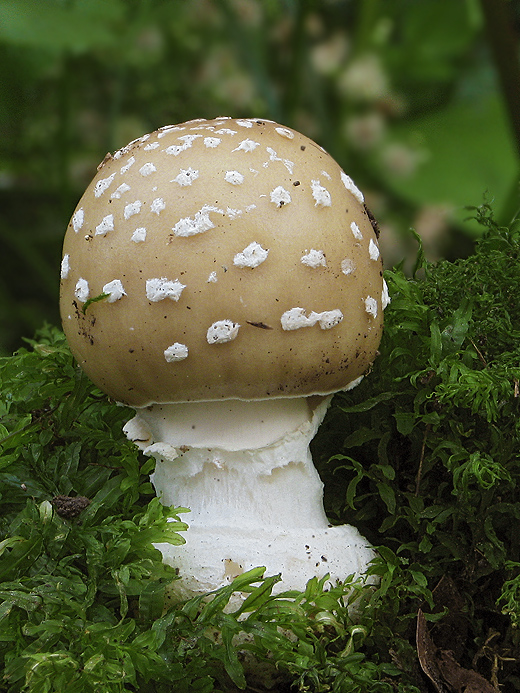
[
  {"x1": 120, "y1": 157, "x2": 135, "y2": 174},
  {"x1": 301, "y1": 249, "x2": 327, "y2": 268},
  {"x1": 280, "y1": 308, "x2": 307, "y2": 331},
  {"x1": 369, "y1": 238, "x2": 380, "y2": 261},
  {"x1": 265, "y1": 147, "x2": 294, "y2": 174},
  {"x1": 165, "y1": 134, "x2": 202, "y2": 156},
  {"x1": 94, "y1": 173, "x2": 116, "y2": 197},
  {"x1": 103, "y1": 279, "x2": 126, "y2": 302},
  {"x1": 111, "y1": 183, "x2": 131, "y2": 199},
  {"x1": 275, "y1": 127, "x2": 294, "y2": 139},
  {"x1": 311, "y1": 180, "x2": 332, "y2": 207},
  {"x1": 341, "y1": 171, "x2": 364, "y2": 203},
  {"x1": 95, "y1": 214, "x2": 114, "y2": 236},
  {"x1": 131, "y1": 227, "x2": 146, "y2": 243},
  {"x1": 281, "y1": 307, "x2": 343, "y2": 331},
  {"x1": 270, "y1": 186, "x2": 291, "y2": 207},
  {"x1": 66, "y1": 121, "x2": 379, "y2": 361},
  {"x1": 174, "y1": 168, "x2": 199, "y2": 186},
  {"x1": 139, "y1": 162, "x2": 156, "y2": 177},
  {"x1": 318, "y1": 310, "x2": 344, "y2": 329},
  {"x1": 150, "y1": 198, "x2": 165, "y2": 215},
  {"x1": 382, "y1": 280, "x2": 391, "y2": 309},
  {"x1": 74, "y1": 278, "x2": 89, "y2": 303},
  {"x1": 157, "y1": 126, "x2": 185, "y2": 138},
  {"x1": 224, "y1": 170, "x2": 244, "y2": 185},
  {"x1": 226, "y1": 207, "x2": 242, "y2": 219},
  {"x1": 207, "y1": 320, "x2": 240, "y2": 344},
  {"x1": 124, "y1": 201, "x2": 142, "y2": 219},
  {"x1": 164, "y1": 343, "x2": 189, "y2": 362},
  {"x1": 233, "y1": 242, "x2": 269, "y2": 268},
  {"x1": 60, "y1": 254, "x2": 70, "y2": 279},
  {"x1": 341, "y1": 258, "x2": 356, "y2": 275},
  {"x1": 172, "y1": 205, "x2": 222, "y2": 237},
  {"x1": 350, "y1": 221, "x2": 363, "y2": 240},
  {"x1": 365, "y1": 296, "x2": 378, "y2": 318},
  {"x1": 72, "y1": 208, "x2": 84, "y2": 233},
  {"x1": 146, "y1": 278, "x2": 186, "y2": 302},
  {"x1": 233, "y1": 139, "x2": 260, "y2": 153}
]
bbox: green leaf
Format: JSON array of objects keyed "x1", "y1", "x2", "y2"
[
  {"x1": 376, "y1": 482, "x2": 396, "y2": 515},
  {"x1": 221, "y1": 622, "x2": 247, "y2": 689},
  {"x1": 0, "y1": 0, "x2": 126, "y2": 54},
  {"x1": 138, "y1": 582, "x2": 167, "y2": 623},
  {"x1": 379, "y1": 95, "x2": 518, "y2": 232},
  {"x1": 82, "y1": 293, "x2": 109, "y2": 314},
  {"x1": 345, "y1": 460, "x2": 364, "y2": 510},
  {"x1": 0, "y1": 589, "x2": 41, "y2": 612},
  {"x1": 235, "y1": 574, "x2": 280, "y2": 616},
  {"x1": 337, "y1": 390, "x2": 400, "y2": 414},
  {"x1": 393, "y1": 412, "x2": 416, "y2": 435}
]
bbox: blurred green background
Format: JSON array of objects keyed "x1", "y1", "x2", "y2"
[{"x1": 0, "y1": 0, "x2": 519, "y2": 355}]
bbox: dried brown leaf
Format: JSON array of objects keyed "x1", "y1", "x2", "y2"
[{"x1": 416, "y1": 610, "x2": 498, "y2": 693}]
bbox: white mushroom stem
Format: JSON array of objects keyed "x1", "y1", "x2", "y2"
[
  {"x1": 123, "y1": 397, "x2": 375, "y2": 600},
  {"x1": 128, "y1": 397, "x2": 330, "y2": 527}
]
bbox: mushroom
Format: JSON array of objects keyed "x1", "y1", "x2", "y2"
[{"x1": 59, "y1": 117, "x2": 388, "y2": 600}]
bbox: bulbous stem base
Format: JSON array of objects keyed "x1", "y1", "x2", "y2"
[{"x1": 123, "y1": 396, "x2": 375, "y2": 599}]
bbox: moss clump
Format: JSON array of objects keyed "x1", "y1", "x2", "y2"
[{"x1": 316, "y1": 203, "x2": 520, "y2": 690}]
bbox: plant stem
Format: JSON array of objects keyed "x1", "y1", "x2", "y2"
[
  {"x1": 480, "y1": 0, "x2": 520, "y2": 159},
  {"x1": 415, "y1": 424, "x2": 431, "y2": 497},
  {"x1": 284, "y1": 0, "x2": 311, "y2": 123}
]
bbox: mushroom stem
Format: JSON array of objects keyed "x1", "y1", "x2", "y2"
[
  {"x1": 124, "y1": 397, "x2": 375, "y2": 599},
  {"x1": 130, "y1": 397, "x2": 330, "y2": 528}
]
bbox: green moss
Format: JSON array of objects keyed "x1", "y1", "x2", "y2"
[{"x1": 316, "y1": 204, "x2": 520, "y2": 688}]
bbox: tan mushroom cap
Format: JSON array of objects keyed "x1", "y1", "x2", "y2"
[{"x1": 59, "y1": 117, "x2": 385, "y2": 407}]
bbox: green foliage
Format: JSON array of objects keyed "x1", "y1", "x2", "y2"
[
  {"x1": 132, "y1": 561, "x2": 425, "y2": 693},
  {"x1": 498, "y1": 562, "x2": 520, "y2": 630},
  {"x1": 0, "y1": 327, "x2": 189, "y2": 692},
  {"x1": 315, "y1": 204, "x2": 520, "y2": 688}
]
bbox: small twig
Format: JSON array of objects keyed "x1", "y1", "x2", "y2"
[
  {"x1": 87, "y1": 462, "x2": 123, "y2": 471},
  {"x1": 469, "y1": 337, "x2": 488, "y2": 368},
  {"x1": 0, "y1": 404, "x2": 60, "y2": 446},
  {"x1": 415, "y1": 424, "x2": 431, "y2": 497}
]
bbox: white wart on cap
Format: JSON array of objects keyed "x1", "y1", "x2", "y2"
[{"x1": 60, "y1": 117, "x2": 385, "y2": 406}]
